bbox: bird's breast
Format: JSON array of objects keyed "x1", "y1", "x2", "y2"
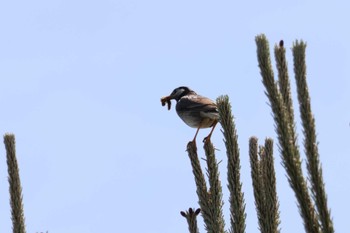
[{"x1": 176, "y1": 111, "x2": 216, "y2": 128}]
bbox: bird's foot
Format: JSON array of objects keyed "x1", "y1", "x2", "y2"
[{"x1": 203, "y1": 136, "x2": 211, "y2": 143}]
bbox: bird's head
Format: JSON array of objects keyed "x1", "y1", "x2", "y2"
[
  {"x1": 161, "y1": 86, "x2": 195, "y2": 110},
  {"x1": 168, "y1": 86, "x2": 195, "y2": 101}
]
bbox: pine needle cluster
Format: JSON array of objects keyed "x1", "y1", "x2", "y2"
[
  {"x1": 4, "y1": 134, "x2": 27, "y2": 233},
  {"x1": 180, "y1": 34, "x2": 334, "y2": 233}
]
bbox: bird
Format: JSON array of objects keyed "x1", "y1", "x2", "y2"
[{"x1": 161, "y1": 86, "x2": 219, "y2": 143}]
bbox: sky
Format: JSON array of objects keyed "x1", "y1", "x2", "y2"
[{"x1": 0, "y1": 0, "x2": 349, "y2": 232}]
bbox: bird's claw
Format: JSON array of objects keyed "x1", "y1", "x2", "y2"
[{"x1": 203, "y1": 136, "x2": 211, "y2": 143}]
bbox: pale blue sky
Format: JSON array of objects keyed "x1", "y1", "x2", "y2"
[{"x1": 0, "y1": 1, "x2": 349, "y2": 232}]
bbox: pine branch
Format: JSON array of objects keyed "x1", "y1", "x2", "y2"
[
  {"x1": 249, "y1": 137, "x2": 267, "y2": 233},
  {"x1": 292, "y1": 41, "x2": 334, "y2": 233},
  {"x1": 255, "y1": 34, "x2": 320, "y2": 233},
  {"x1": 261, "y1": 138, "x2": 280, "y2": 233},
  {"x1": 274, "y1": 41, "x2": 295, "y2": 125},
  {"x1": 186, "y1": 141, "x2": 213, "y2": 233},
  {"x1": 181, "y1": 208, "x2": 201, "y2": 233},
  {"x1": 4, "y1": 134, "x2": 27, "y2": 233},
  {"x1": 249, "y1": 137, "x2": 280, "y2": 233},
  {"x1": 216, "y1": 95, "x2": 246, "y2": 233},
  {"x1": 204, "y1": 141, "x2": 226, "y2": 233}
]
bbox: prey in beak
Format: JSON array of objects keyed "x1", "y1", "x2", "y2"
[{"x1": 160, "y1": 96, "x2": 172, "y2": 110}]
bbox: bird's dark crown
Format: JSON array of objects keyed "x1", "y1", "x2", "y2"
[{"x1": 170, "y1": 86, "x2": 196, "y2": 102}]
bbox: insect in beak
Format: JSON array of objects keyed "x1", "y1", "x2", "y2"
[{"x1": 160, "y1": 96, "x2": 172, "y2": 110}]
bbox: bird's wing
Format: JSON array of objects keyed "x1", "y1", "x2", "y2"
[{"x1": 177, "y1": 95, "x2": 219, "y2": 119}]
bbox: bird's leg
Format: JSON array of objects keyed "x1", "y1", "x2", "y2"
[
  {"x1": 203, "y1": 121, "x2": 218, "y2": 143},
  {"x1": 192, "y1": 126, "x2": 201, "y2": 143}
]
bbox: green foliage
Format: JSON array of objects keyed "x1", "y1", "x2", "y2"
[
  {"x1": 4, "y1": 134, "x2": 26, "y2": 233},
  {"x1": 249, "y1": 137, "x2": 280, "y2": 233},
  {"x1": 186, "y1": 141, "x2": 225, "y2": 233},
  {"x1": 180, "y1": 35, "x2": 334, "y2": 233}
]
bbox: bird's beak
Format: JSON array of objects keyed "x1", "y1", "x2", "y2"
[{"x1": 160, "y1": 95, "x2": 172, "y2": 110}]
